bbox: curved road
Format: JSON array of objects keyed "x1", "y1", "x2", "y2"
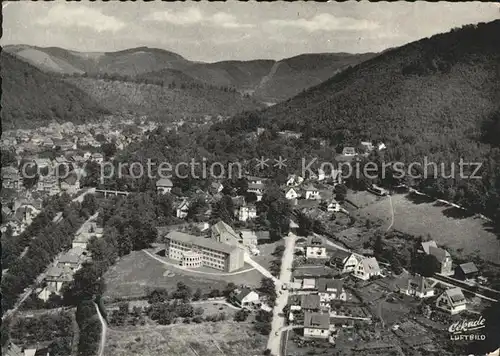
[{"x1": 94, "y1": 302, "x2": 107, "y2": 356}]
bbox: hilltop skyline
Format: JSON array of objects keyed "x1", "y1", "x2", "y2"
[{"x1": 2, "y1": 1, "x2": 499, "y2": 62}]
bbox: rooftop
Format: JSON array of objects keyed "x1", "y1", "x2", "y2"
[
  {"x1": 303, "y1": 312, "x2": 329, "y2": 329},
  {"x1": 317, "y1": 278, "x2": 344, "y2": 293},
  {"x1": 164, "y1": 230, "x2": 239, "y2": 255},
  {"x1": 458, "y1": 262, "x2": 479, "y2": 275},
  {"x1": 301, "y1": 294, "x2": 321, "y2": 310}
]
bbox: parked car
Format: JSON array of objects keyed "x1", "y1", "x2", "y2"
[{"x1": 367, "y1": 185, "x2": 388, "y2": 196}]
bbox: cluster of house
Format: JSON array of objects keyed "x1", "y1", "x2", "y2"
[
  {"x1": 1, "y1": 194, "x2": 43, "y2": 236},
  {"x1": 3, "y1": 341, "x2": 50, "y2": 356},
  {"x1": 299, "y1": 238, "x2": 383, "y2": 281},
  {"x1": 340, "y1": 141, "x2": 387, "y2": 158},
  {"x1": 2, "y1": 119, "x2": 158, "y2": 156},
  {"x1": 37, "y1": 220, "x2": 102, "y2": 301}
]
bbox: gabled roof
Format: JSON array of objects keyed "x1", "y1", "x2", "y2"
[
  {"x1": 211, "y1": 220, "x2": 239, "y2": 239},
  {"x1": 165, "y1": 230, "x2": 239, "y2": 255},
  {"x1": 306, "y1": 236, "x2": 325, "y2": 247},
  {"x1": 317, "y1": 278, "x2": 343, "y2": 293},
  {"x1": 248, "y1": 182, "x2": 265, "y2": 190},
  {"x1": 234, "y1": 288, "x2": 257, "y2": 303},
  {"x1": 443, "y1": 287, "x2": 466, "y2": 306},
  {"x1": 156, "y1": 178, "x2": 173, "y2": 187},
  {"x1": 421, "y1": 240, "x2": 438, "y2": 254},
  {"x1": 303, "y1": 184, "x2": 317, "y2": 191},
  {"x1": 359, "y1": 257, "x2": 381, "y2": 274},
  {"x1": 428, "y1": 246, "x2": 450, "y2": 262},
  {"x1": 303, "y1": 312, "x2": 329, "y2": 329},
  {"x1": 301, "y1": 294, "x2": 321, "y2": 310},
  {"x1": 458, "y1": 262, "x2": 479, "y2": 275}
]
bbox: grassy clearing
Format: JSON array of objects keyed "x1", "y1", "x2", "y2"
[
  {"x1": 104, "y1": 321, "x2": 267, "y2": 356},
  {"x1": 353, "y1": 192, "x2": 499, "y2": 263},
  {"x1": 103, "y1": 250, "x2": 264, "y2": 300}
]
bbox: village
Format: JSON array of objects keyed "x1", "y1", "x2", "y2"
[{"x1": 2, "y1": 132, "x2": 499, "y2": 356}]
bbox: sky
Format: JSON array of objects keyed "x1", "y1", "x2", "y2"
[{"x1": 2, "y1": 1, "x2": 499, "y2": 62}]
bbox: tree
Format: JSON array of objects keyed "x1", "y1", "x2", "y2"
[
  {"x1": 101, "y1": 142, "x2": 116, "y2": 159},
  {"x1": 211, "y1": 195, "x2": 235, "y2": 224},
  {"x1": 173, "y1": 282, "x2": 192, "y2": 301},
  {"x1": 259, "y1": 184, "x2": 291, "y2": 240},
  {"x1": 234, "y1": 309, "x2": 249, "y2": 322}
]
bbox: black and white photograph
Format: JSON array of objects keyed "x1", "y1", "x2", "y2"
[{"x1": 1, "y1": 1, "x2": 499, "y2": 356}]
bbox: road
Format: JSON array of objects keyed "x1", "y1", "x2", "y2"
[
  {"x1": 386, "y1": 195, "x2": 395, "y2": 232},
  {"x1": 267, "y1": 232, "x2": 296, "y2": 356},
  {"x1": 94, "y1": 302, "x2": 107, "y2": 356},
  {"x1": 244, "y1": 253, "x2": 279, "y2": 284}
]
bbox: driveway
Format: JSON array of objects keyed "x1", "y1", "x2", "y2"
[{"x1": 267, "y1": 232, "x2": 296, "y2": 356}]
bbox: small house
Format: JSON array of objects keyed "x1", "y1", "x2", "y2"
[
  {"x1": 156, "y1": 178, "x2": 173, "y2": 194},
  {"x1": 240, "y1": 230, "x2": 258, "y2": 247},
  {"x1": 176, "y1": 199, "x2": 190, "y2": 219},
  {"x1": 285, "y1": 187, "x2": 299, "y2": 200},
  {"x1": 342, "y1": 253, "x2": 361, "y2": 273},
  {"x1": 306, "y1": 236, "x2": 327, "y2": 259},
  {"x1": 342, "y1": 147, "x2": 356, "y2": 156},
  {"x1": 304, "y1": 184, "x2": 321, "y2": 200},
  {"x1": 92, "y1": 153, "x2": 104, "y2": 163},
  {"x1": 232, "y1": 288, "x2": 260, "y2": 308},
  {"x1": 317, "y1": 278, "x2": 346, "y2": 305},
  {"x1": 303, "y1": 312, "x2": 330, "y2": 339},
  {"x1": 397, "y1": 273, "x2": 435, "y2": 299},
  {"x1": 211, "y1": 220, "x2": 241, "y2": 246},
  {"x1": 286, "y1": 174, "x2": 304, "y2": 187},
  {"x1": 210, "y1": 182, "x2": 224, "y2": 195},
  {"x1": 301, "y1": 294, "x2": 321, "y2": 312},
  {"x1": 436, "y1": 287, "x2": 467, "y2": 315},
  {"x1": 326, "y1": 199, "x2": 340, "y2": 212},
  {"x1": 236, "y1": 204, "x2": 257, "y2": 222},
  {"x1": 455, "y1": 262, "x2": 479, "y2": 281}
]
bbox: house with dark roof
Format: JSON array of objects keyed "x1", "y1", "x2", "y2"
[
  {"x1": 304, "y1": 184, "x2": 321, "y2": 200},
  {"x1": 342, "y1": 147, "x2": 356, "y2": 156},
  {"x1": 301, "y1": 294, "x2": 321, "y2": 311},
  {"x1": 419, "y1": 240, "x2": 453, "y2": 276},
  {"x1": 303, "y1": 312, "x2": 330, "y2": 339},
  {"x1": 156, "y1": 178, "x2": 173, "y2": 194},
  {"x1": 306, "y1": 236, "x2": 327, "y2": 259},
  {"x1": 317, "y1": 279, "x2": 346, "y2": 305},
  {"x1": 435, "y1": 287, "x2": 467, "y2": 314},
  {"x1": 455, "y1": 262, "x2": 479, "y2": 281},
  {"x1": 329, "y1": 249, "x2": 351, "y2": 269},
  {"x1": 176, "y1": 199, "x2": 190, "y2": 219}
]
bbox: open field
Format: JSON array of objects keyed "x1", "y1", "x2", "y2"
[
  {"x1": 103, "y1": 250, "x2": 264, "y2": 300},
  {"x1": 350, "y1": 191, "x2": 499, "y2": 263},
  {"x1": 104, "y1": 321, "x2": 267, "y2": 356}
]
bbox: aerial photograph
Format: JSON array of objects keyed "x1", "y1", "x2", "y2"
[{"x1": 1, "y1": 1, "x2": 499, "y2": 356}]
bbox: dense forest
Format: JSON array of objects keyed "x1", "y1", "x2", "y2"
[{"x1": 1, "y1": 52, "x2": 109, "y2": 129}]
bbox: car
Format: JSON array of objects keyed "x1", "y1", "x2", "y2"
[{"x1": 367, "y1": 185, "x2": 389, "y2": 196}]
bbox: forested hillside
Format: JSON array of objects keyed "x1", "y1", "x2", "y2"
[
  {"x1": 63, "y1": 76, "x2": 264, "y2": 119},
  {"x1": 4, "y1": 45, "x2": 190, "y2": 76},
  {"x1": 5, "y1": 45, "x2": 375, "y2": 104},
  {"x1": 1, "y1": 52, "x2": 109, "y2": 129},
  {"x1": 213, "y1": 20, "x2": 500, "y2": 219}
]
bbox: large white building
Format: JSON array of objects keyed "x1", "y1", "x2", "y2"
[{"x1": 163, "y1": 230, "x2": 245, "y2": 272}]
